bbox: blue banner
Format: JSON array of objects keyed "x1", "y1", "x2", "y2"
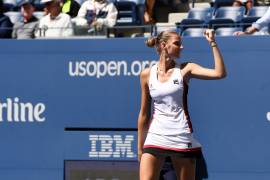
[{"x1": 0, "y1": 36, "x2": 269, "y2": 180}]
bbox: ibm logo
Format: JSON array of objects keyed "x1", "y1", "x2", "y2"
[{"x1": 89, "y1": 135, "x2": 136, "y2": 158}]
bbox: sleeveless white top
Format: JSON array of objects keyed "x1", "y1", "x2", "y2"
[{"x1": 148, "y1": 63, "x2": 193, "y2": 135}]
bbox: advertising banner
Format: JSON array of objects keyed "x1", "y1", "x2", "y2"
[{"x1": 0, "y1": 37, "x2": 269, "y2": 180}]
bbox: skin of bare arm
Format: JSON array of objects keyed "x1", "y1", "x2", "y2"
[
  {"x1": 137, "y1": 68, "x2": 151, "y2": 161},
  {"x1": 184, "y1": 29, "x2": 227, "y2": 80}
]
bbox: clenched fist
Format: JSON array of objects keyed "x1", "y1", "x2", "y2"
[{"x1": 204, "y1": 29, "x2": 216, "y2": 43}]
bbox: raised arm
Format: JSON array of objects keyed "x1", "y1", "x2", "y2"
[
  {"x1": 186, "y1": 29, "x2": 227, "y2": 80},
  {"x1": 137, "y1": 68, "x2": 151, "y2": 161}
]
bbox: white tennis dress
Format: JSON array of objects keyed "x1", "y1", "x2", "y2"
[{"x1": 143, "y1": 63, "x2": 201, "y2": 152}]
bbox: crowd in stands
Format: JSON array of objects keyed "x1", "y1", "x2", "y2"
[
  {"x1": 0, "y1": 0, "x2": 119, "y2": 38},
  {"x1": 151, "y1": 0, "x2": 270, "y2": 36},
  {"x1": 0, "y1": 0, "x2": 270, "y2": 38}
]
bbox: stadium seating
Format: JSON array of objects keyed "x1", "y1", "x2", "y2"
[
  {"x1": 181, "y1": 28, "x2": 207, "y2": 37},
  {"x1": 242, "y1": 6, "x2": 269, "y2": 28},
  {"x1": 114, "y1": 1, "x2": 138, "y2": 26},
  {"x1": 108, "y1": 0, "x2": 150, "y2": 37},
  {"x1": 185, "y1": 7, "x2": 213, "y2": 23},
  {"x1": 115, "y1": 0, "x2": 145, "y2": 25},
  {"x1": 155, "y1": 22, "x2": 178, "y2": 35},
  {"x1": 209, "y1": 6, "x2": 245, "y2": 29},
  {"x1": 179, "y1": 7, "x2": 214, "y2": 30}
]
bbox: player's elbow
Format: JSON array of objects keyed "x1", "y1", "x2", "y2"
[{"x1": 216, "y1": 71, "x2": 227, "y2": 79}]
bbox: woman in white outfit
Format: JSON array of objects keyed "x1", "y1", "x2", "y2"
[{"x1": 137, "y1": 29, "x2": 226, "y2": 180}]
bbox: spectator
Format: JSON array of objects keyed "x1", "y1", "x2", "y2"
[
  {"x1": 74, "y1": 0, "x2": 117, "y2": 34},
  {"x1": 61, "y1": 0, "x2": 80, "y2": 18},
  {"x1": 0, "y1": 0, "x2": 13, "y2": 38},
  {"x1": 36, "y1": 0, "x2": 73, "y2": 38},
  {"x1": 144, "y1": 0, "x2": 189, "y2": 24},
  {"x1": 234, "y1": 6, "x2": 270, "y2": 35},
  {"x1": 144, "y1": 0, "x2": 155, "y2": 24},
  {"x1": 233, "y1": 0, "x2": 253, "y2": 13},
  {"x1": 12, "y1": 0, "x2": 38, "y2": 39}
]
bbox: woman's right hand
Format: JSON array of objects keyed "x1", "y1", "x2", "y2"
[{"x1": 204, "y1": 29, "x2": 215, "y2": 43}]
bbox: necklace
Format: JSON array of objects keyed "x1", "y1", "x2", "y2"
[
  {"x1": 157, "y1": 62, "x2": 166, "y2": 73},
  {"x1": 157, "y1": 66, "x2": 165, "y2": 72}
]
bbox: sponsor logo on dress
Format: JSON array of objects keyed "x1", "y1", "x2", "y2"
[{"x1": 173, "y1": 79, "x2": 179, "y2": 85}]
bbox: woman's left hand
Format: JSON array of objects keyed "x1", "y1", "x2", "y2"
[{"x1": 204, "y1": 29, "x2": 215, "y2": 43}]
